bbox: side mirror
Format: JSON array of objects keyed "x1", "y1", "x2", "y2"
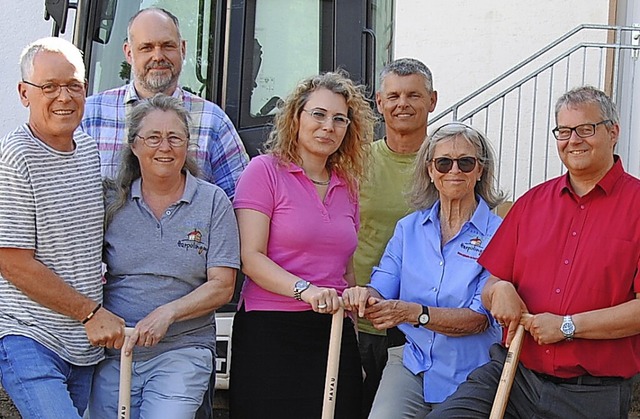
[{"x1": 44, "y1": 0, "x2": 70, "y2": 35}]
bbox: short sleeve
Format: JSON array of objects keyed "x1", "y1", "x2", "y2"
[
  {"x1": 0, "y1": 148, "x2": 36, "y2": 249},
  {"x1": 233, "y1": 156, "x2": 277, "y2": 218}
]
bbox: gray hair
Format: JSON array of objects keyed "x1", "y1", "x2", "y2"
[
  {"x1": 20, "y1": 37, "x2": 85, "y2": 80},
  {"x1": 379, "y1": 58, "x2": 434, "y2": 93},
  {"x1": 408, "y1": 122, "x2": 506, "y2": 210},
  {"x1": 555, "y1": 86, "x2": 619, "y2": 125},
  {"x1": 127, "y1": 7, "x2": 182, "y2": 42},
  {"x1": 105, "y1": 94, "x2": 198, "y2": 226}
]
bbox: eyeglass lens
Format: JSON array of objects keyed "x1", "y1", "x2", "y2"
[
  {"x1": 433, "y1": 157, "x2": 477, "y2": 173},
  {"x1": 137, "y1": 134, "x2": 187, "y2": 147},
  {"x1": 304, "y1": 109, "x2": 350, "y2": 127}
]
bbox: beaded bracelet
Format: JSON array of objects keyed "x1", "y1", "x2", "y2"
[{"x1": 81, "y1": 303, "x2": 102, "y2": 325}]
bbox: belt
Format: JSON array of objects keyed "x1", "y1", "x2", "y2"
[{"x1": 535, "y1": 372, "x2": 625, "y2": 386}]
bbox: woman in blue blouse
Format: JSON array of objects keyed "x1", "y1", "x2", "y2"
[{"x1": 343, "y1": 123, "x2": 505, "y2": 418}]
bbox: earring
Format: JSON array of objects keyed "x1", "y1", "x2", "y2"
[{"x1": 477, "y1": 177, "x2": 481, "y2": 182}]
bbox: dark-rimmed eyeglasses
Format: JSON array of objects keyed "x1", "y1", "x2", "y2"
[
  {"x1": 431, "y1": 157, "x2": 477, "y2": 173},
  {"x1": 552, "y1": 120, "x2": 611, "y2": 141},
  {"x1": 135, "y1": 134, "x2": 188, "y2": 148},
  {"x1": 22, "y1": 80, "x2": 86, "y2": 99},
  {"x1": 302, "y1": 109, "x2": 351, "y2": 128}
]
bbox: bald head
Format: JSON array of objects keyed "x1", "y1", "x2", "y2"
[{"x1": 127, "y1": 8, "x2": 181, "y2": 43}]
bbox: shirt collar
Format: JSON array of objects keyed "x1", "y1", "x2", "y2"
[
  {"x1": 421, "y1": 196, "x2": 492, "y2": 235},
  {"x1": 130, "y1": 170, "x2": 197, "y2": 204},
  {"x1": 124, "y1": 83, "x2": 184, "y2": 105},
  {"x1": 559, "y1": 154, "x2": 624, "y2": 197},
  {"x1": 285, "y1": 160, "x2": 345, "y2": 187}
]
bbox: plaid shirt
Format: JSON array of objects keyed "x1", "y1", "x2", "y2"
[{"x1": 82, "y1": 83, "x2": 249, "y2": 198}]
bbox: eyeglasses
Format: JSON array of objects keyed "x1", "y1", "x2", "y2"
[
  {"x1": 552, "y1": 120, "x2": 611, "y2": 141},
  {"x1": 22, "y1": 80, "x2": 86, "y2": 99},
  {"x1": 431, "y1": 157, "x2": 478, "y2": 173},
  {"x1": 135, "y1": 134, "x2": 188, "y2": 148},
  {"x1": 302, "y1": 109, "x2": 351, "y2": 128}
]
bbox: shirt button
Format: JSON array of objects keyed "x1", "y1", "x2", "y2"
[
  {"x1": 564, "y1": 259, "x2": 569, "y2": 265},
  {"x1": 545, "y1": 349, "x2": 551, "y2": 354},
  {"x1": 432, "y1": 287, "x2": 437, "y2": 292},
  {"x1": 555, "y1": 288, "x2": 561, "y2": 294},
  {"x1": 572, "y1": 231, "x2": 577, "y2": 236},
  {"x1": 580, "y1": 204, "x2": 585, "y2": 210},
  {"x1": 165, "y1": 210, "x2": 171, "y2": 215},
  {"x1": 156, "y1": 224, "x2": 160, "y2": 229},
  {"x1": 439, "y1": 261, "x2": 443, "y2": 266}
]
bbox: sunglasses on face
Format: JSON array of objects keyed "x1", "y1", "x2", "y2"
[{"x1": 431, "y1": 156, "x2": 478, "y2": 173}]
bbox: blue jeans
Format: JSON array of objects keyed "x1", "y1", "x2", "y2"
[
  {"x1": 0, "y1": 335, "x2": 94, "y2": 419},
  {"x1": 89, "y1": 346, "x2": 212, "y2": 419}
]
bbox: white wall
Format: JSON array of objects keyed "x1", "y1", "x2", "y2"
[
  {"x1": 0, "y1": 1, "x2": 72, "y2": 135},
  {"x1": 394, "y1": 1, "x2": 611, "y2": 114}
]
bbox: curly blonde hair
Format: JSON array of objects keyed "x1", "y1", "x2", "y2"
[{"x1": 262, "y1": 71, "x2": 376, "y2": 197}]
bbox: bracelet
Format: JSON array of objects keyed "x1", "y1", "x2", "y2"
[{"x1": 81, "y1": 303, "x2": 102, "y2": 325}]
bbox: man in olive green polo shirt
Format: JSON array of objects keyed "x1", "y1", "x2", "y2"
[{"x1": 354, "y1": 57, "x2": 437, "y2": 418}]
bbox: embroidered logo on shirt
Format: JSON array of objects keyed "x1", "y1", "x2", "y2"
[
  {"x1": 458, "y1": 236, "x2": 484, "y2": 260},
  {"x1": 177, "y1": 229, "x2": 207, "y2": 254}
]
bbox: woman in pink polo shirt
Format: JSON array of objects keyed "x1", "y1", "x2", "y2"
[{"x1": 229, "y1": 71, "x2": 376, "y2": 418}]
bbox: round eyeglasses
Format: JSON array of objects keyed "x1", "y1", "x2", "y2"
[
  {"x1": 302, "y1": 108, "x2": 351, "y2": 128},
  {"x1": 431, "y1": 157, "x2": 477, "y2": 173},
  {"x1": 135, "y1": 134, "x2": 188, "y2": 148},
  {"x1": 22, "y1": 80, "x2": 86, "y2": 99}
]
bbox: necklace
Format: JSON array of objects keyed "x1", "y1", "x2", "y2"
[{"x1": 309, "y1": 174, "x2": 331, "y2": 186}]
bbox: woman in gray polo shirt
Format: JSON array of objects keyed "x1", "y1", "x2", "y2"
[{"x1": 88, "y1": 94, "x2": 240, "y2": 419}]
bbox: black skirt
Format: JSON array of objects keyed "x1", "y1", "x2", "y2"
[{"x1": 229, "y1": 305, "x2": 362, "y2": 419}]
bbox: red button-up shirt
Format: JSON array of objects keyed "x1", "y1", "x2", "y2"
[{"x1": 479, "y1": 157, "x2": 640, "y2": 378}]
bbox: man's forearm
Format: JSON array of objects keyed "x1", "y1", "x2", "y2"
[{"x1": 0, "y1": 248, "x2": 97, "y2": 322}]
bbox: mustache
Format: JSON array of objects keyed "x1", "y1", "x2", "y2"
[{"x1": 145, "y1": 60, "x2": 174, "y2": 71}]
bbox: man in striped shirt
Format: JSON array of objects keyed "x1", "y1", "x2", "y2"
[{"x1": 0, "y1": 37, "x2": 124, "y2": 419}]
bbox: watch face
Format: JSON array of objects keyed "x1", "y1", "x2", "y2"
[
  {"x1": 419, "y1": 313, "x2": 430, "y2": 325},
  {"x1": 561, "y1": 317, "x2": 575, "y2": 336},
  {"x1": 561, "y1": 322, "x2": 574, "y2": 333},
  {"x1": 294, "y1": 280, "x2": 309, "y2": 292}
]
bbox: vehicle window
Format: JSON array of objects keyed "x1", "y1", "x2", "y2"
[
  {"x1": 245, "y1": 1, "x2": 324, "y2": 120},
  {"x1": 86, "y1": 0, "x2": 216, "y2": 98}
]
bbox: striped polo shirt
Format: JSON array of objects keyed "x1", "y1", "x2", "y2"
[{"x1": 0, "y1": 124, "x2": 104, "y2": 366}]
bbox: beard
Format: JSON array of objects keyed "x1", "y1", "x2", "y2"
[{"x1": 134, "y1": 60, "x2": 179, "y2": 94}]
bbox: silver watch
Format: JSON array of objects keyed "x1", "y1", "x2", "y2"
[
  {"x1": 560, "y1": 315, "x2": 575, "y2": 340},
  {"x1": 293, "y1": 280, "x2": 310, "y2": 301}
]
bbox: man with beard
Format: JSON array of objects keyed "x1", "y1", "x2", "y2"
[{"x1": 82, "y1": 7, "x2": 248, "y2": 198}]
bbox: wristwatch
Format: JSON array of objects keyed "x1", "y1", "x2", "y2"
[
  {"x1": 560, "y1": 315, "x2": 575, "y2": 340},
  {"x1": 293, "y1": 280, "x2": 311, "y2": 301},
  {"x1": 415, "y1": 305, "x2": 430, "y2": 328}
]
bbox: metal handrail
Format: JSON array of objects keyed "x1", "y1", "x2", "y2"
[
  {"x1": 426, "y1": 24, "x2": 638, "y2": 200},
  {"x1": 458, "y1": 42, "x2": 640, "y2": 122},
  {"x1": 431, "y1": 24, "x2": 639, "y2": 124}
]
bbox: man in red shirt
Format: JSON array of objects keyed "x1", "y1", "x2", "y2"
[{"x1": 428, "y1": 86, "x2": 640, "y2": 419}]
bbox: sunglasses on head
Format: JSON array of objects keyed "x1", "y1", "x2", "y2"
[{"x1": 431, "y1": 157, "x2": 478, "y2": 173}]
